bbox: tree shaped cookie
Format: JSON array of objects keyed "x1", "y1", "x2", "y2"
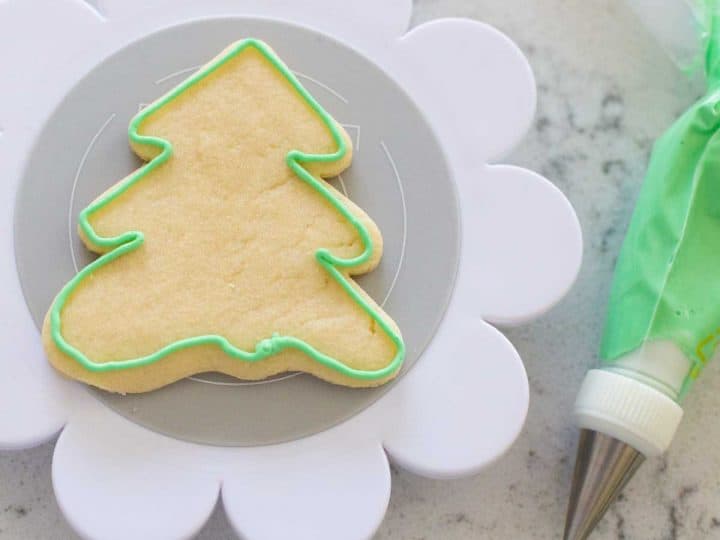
[{"x1": 42, "y1": 40, "x2": 405, "y2": 393}]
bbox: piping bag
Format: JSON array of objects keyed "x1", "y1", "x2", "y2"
[{"x1": 565, "y1": 2, "x2": 720, "y2": 539}]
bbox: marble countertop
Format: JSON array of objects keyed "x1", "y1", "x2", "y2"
[{"x1": 4, "y1": 1, "x2": 720, "y2": 539}]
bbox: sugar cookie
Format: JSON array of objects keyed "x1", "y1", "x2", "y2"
[{"x1": 42, "y1": 40, "x2": 405, "y2": 393}]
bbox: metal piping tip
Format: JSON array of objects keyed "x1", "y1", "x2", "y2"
[{"x1": 563, "y1": 429, "x2": 645, "y2": 540}]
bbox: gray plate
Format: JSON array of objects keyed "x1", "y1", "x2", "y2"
[{"x1": 15, "y1": 18, "x2": 459, "y2": 446}]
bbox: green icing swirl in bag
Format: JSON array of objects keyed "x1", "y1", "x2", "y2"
[{"x1": 601, "y1": 10, "x2": 720, "y2": 396}]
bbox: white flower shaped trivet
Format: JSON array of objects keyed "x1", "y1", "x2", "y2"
[{"x1": 0, "y1": 1, "x2": 582, "y2": 539}]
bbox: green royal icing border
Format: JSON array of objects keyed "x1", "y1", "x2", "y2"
[{"x1": 50, "y1": 39, "x2": 405, "y2": 381}]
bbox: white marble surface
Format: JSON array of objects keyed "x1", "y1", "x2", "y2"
[{"x1": 3, "y1": 1, "x2": 720, "y2": 539}]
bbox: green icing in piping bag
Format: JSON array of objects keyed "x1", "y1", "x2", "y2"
[
  {"x1": 567, "y1": 7, "x2": 720, "y2": 536},
  {"x1": 600, "y1": 10, "x2": 720, "y2": 397}
]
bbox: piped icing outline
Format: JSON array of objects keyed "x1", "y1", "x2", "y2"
[{"x1": 49, "y1": 39, "x2": 405, "y2": 381}]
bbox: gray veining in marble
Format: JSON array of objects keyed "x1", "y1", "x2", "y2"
[{"x1": 3, "y1": 1, "x2": 720, "y2": 539}]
